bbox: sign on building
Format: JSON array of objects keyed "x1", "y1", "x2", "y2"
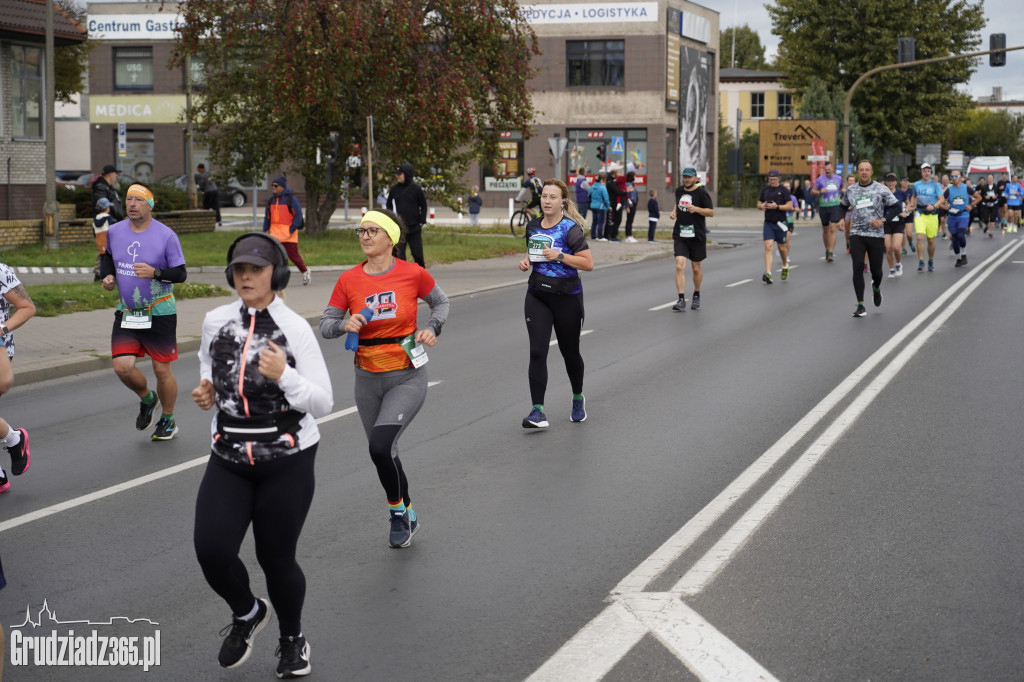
[{"x1": 758, "y1": 120, "x2": 837, "y2": 175}]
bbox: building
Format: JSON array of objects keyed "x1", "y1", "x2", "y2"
[
  {"x1": 470, "y1": 0, "x2": 720, "y2": 208},
  {"x1": 718, "y1": 67, "x2": 792, "y2": 138},
  {"x1": 0, "y1": 0, "x2": 87, "y2": 219}
]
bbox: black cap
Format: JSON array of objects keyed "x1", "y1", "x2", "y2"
[
  {"x1": 102, "y1": 164, "x2": 119, "y2": 175},
  {"x1": 230, "y1": 235, "x2": 282, "y2": 268}
]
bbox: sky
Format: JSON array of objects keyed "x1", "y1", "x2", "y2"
[{"x1": 704, "y1": 0, "x2": 1024, "y2": 101}]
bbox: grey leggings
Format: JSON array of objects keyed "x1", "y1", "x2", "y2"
[{"x1": 354, "y1": 365, "x2": 427, "y2": 505}]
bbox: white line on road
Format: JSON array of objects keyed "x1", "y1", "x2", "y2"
[
  {"x1": 0, "y1": 382, "x2": 445, "y2": 535},
  {"x1": 549, "y1": 329, "x2": 593, "y2": 345},
  {"x1": 530, "y1": 238, "x2": 1024, "y2": 681},
  {"x1": 725, "y1": 279, "x2": 752, "y2": 287},
  {"x1": 649, "y1": 300, "x2": 678, "y2": 311}
]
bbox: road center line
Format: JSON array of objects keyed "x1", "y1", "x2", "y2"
[
  {"x1": 0, "y1": 381, "x2": 444, "y2": 535},
  {"x1": 725, "y1": 279, "x2": 752, "y2": 287}
]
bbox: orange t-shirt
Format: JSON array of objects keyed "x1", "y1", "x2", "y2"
[{"x1": 329, "y1": 259, "x2": 436, "y2": 372}]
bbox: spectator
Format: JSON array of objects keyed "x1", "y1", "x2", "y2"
[
  {"x1": 467, "y1": 186, "x2": 483, "y2": 226},
  {"x1": 624, "y1": 171, "x2": 639, "y2": 242},
  {"x1": 263, "y1": 176, "x2": 310, "y2": 285},
  {"x1": 195, "y1": 163, "x2": 222, "y2": 227},
  {"x1": 574, "y1": 168, "x2": 590, "y2": 222},
  {"x1": 91, "y1": 164, "x2": 124, "y2": 222},
  {"x1": 387, "y1": 164, "x2": 429, "y2": 267}
]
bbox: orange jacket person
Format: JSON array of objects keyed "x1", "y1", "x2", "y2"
[{"x1": 263, "y1": 176, "x2": 311, "y2": 285}]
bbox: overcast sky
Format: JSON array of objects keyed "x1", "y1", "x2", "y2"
[{"x1": 704, "y1": 0, "x2": 1023, "y2": 100}]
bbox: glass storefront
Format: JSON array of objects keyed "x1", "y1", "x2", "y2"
[{"x1": 566, "y1": 129, "x2": 648, "y2": 188}]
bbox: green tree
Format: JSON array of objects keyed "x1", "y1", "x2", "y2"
[
  {"x1": 797, "y1": 77, "x2": 874, "y2": 164},
  {"x1": 716, "y1": 120, "x2": 761, "y2": 206},
  {"x1": 719, "y1": 25, "x2": 767, "y2": 70},
  {"x1": 769, "y1": 0, "x2": 983, "y2": 157},
  {"x1": 173, "y1": 0, "x2": 538, "y2": 234},
  {"x1": 54, "y1": 0, "x2": 95, "y2": 104},
  {"x1": 945, "y1": 109, "x2": 1024, "y2": 160}
]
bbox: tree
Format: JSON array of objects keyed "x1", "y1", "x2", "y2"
[
  {"x1": 768, "y1": 0, "x2": 984, "y2": 157},
  {"x1": 173, "y1": 0, "x2": 538, "y2": 234},
  {"x1": 945, "y1": 109, "x2": 1024, "y2": 160},
  {"x1": 716, "y1": 120, "x2": 760, "y2": 206},
  {"x1": 719, "y1": 25, "x2": 767, "y2": 70},
  {"x1": 797, "y1": 77, "x2": 874, "y2": 163},
  {"x1": 54, "y1": 0, "x2": 95, "y2": 104}
]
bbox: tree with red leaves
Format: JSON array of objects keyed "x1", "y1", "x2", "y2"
[{"x1": 173, "y1": 0, "x2": 538, "y2": 233}]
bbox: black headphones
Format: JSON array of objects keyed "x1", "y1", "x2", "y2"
[{"x1": 225, "y1": 232, "x2": 291, "y2": 291}]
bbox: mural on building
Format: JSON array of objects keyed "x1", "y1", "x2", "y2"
[{"x1": 679, "y1": 46, "x2": 709, "y2": 177}]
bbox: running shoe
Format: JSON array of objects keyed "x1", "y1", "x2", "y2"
[
  {"x1": 917, "y1": 260, "x2": 925, "y2": 272},
  {"x1": 961, "y1": 255, "x2": 968, "y2": 265},
  {"x1": 909, "y1": 241, "x2": 916, "y2": 253},
  {"x1": 522, "y1": 406, "x2": 548, "y2": 429},
  {"x1": 410, "y1": 512, "x2": 420, "y2": 538},
  {"x1": 896, "y1": 263, "x2": 903, "y2": 277},
  {"x1": 625, "y1": 236, "x2": 637, "y2": 243},
  {"x1": 873, "y1": 286, "x2": 882, "y2": 307},
  {"x1": 888, "y1": 269, "x2": 895, "y2": 278},
  {"x1": 762, "y1": 272, "x2": 773, "y2": 285},
  {"x1": 389, "y1": 510, "x2": 412, "y2": 548},
  {"x1": 690, "y1": 293, "x2": 701, "y2": 310},
  {"x1": 928, "y1": 261, "x2": 935, "y2": 272},
  {"x1": 781, "y1": 266, "x2": 789, "y2": 281},
  {"x1": 571, "y1": 396, "x2": 587, "y2": 423},
  {"x1": 954, "y1": 257, "x2": 963, "y2": 268},
  {"x1": 8, "y1": 427, "x2": 29, "y2": 476},
  {"x1": 0, "y1": 469, "x2": 8, "y2": 493},
  {"x1": 218, "y1": 598, "x2": 271, "y2": 668},
  {"x1": 151, "y1": 416, "x2": 178, "y2": 441},
  {"x1": 826, "y1": 250, "x2": 834, "y2": 262},
  {"x1": 901, "y1": 248, "x2": 907, "y2": 255},
  {"x1": 671, "y1": 298, "x2": 686, "y2": 312},
  {"x1": 302, "y1": 270, "x2": 311, "y2": 286},
  {"x1": 852, "y1": 304, "x2": 866, "y2": 318},
  {"x1": 136, "y1": 395, "x2": 159, "y2": 430},
  {"x1": 276, "y1": 636, "x2": 311, "y2": 678}
]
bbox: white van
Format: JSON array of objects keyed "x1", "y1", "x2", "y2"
[{"x1": 966, "y1": 156, "x2": 1014, "y2": 185}]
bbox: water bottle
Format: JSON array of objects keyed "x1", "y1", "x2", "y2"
[{"x1": 345, "y1": 307, "x2": 375, "y2": 351}]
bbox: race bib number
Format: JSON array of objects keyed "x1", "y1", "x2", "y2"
[
  {"x1": 952, "y1": 197, "x2": 965, "y2": 206},
  {"x1": 399, "y1": 335, "x2": 429, "y2": 368},
  {"x1": 855, "y1": 196, "x2": 873, "y2": 210},
  {"x1": 528, "y1": 234, "x2": 554, "y2": 262},
  {"x1": 678, "y1": 225, "x2": 695, "y2": 238},
  {"x1": 121, "y1": 309, "x2": 152, "y2": 329}
]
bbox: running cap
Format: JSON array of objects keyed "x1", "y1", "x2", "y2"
[
  {"x1": 230, "y1": 235, "x2": 283, "y2": 268},
  {"x1": 767, "y1": 169, "x2": 781, "y2": 177},
  {"x1": 682, "y1": 167, "x2": 697, "y2": 177},
  {"x1": 920, "y1": 163, "x2": 932, "y2": 170},
  {"x1": 884, "y1": 173, "x2": 898, "y2": 181}
]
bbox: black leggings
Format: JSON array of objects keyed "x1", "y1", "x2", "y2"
[
  {"x1": 849, "y1": 235, "x2": 885, "y2": 302},
  {"x1": 194, "y1": 446, "x2": 316, "y2": 638},
  {"x1": 525, "y1": 289, "x2": 585, "y2": 405}
]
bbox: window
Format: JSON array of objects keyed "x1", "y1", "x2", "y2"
[
  {"x1": 567, "y1": 41, "x2": 625, "y2": 87},
  {"x1": 777, "y1": 92, "x2": 793, "y2": 119},
  {"x1": 750, "y1": 92, "x2": 765, "y2": 119},
  {"x1": 11, "y1": 45, "x2": 43, "y2": 138},
  {"x1": 114, "y1": 47, "x2": 154, "y2": 90}
]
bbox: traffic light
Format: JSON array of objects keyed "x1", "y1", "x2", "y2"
[
  {"x1": 990, "y1": 33, "x2": 1006, "y2": 67},
  {"x1": 897, "y1": 37, "x2": 915, "y2": 71},
  {"x1": 596, "y1": 145, "x2": 606, "y2": 162}
]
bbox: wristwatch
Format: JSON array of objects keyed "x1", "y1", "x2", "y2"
[
  {"x1": 153, "y1": 268, "x2": 162, "y2": 280},
  {"x1": 0, "y1": 325, "x2": 9, "y2": 338},
  {"x1": 556, "y1": 252, "x2": 565, "y2": 262}
]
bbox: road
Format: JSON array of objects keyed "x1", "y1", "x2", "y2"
[{"x1": 2, "y1": 228, "x2": 1022, "y2": 681}]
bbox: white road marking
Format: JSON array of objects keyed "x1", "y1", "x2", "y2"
[
  {"x1": 549, "y1": 329, "x2": 592, "y2": 346},
  {"x1": 649, "y1": 300, "x2": 678, "y2": 311},
  {"x1": 0, "y1": 383, "x2": 446, "y2": 535},
  {"x1": 725, "y1": 279, "x2": 752, "y2": 287},
  {"x1": 530, "y1": 239, "x2": 1024, "y2": 681}
]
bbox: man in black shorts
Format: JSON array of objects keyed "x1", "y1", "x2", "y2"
[
  {"x1": 668, "y1": 167, "x2": 714, "y2": 311},
  {"x1": 811, "y1": 161, "x2": 844, "y2": 262},
  {"x1": 978, "y1": 174, "x2": 999, "y2": 237}
]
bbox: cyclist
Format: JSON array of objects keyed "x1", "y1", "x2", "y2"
[{"x1": 523, "y1": 168, "x2": 543, "y2": 217}]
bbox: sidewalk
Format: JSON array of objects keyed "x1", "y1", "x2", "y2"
[{"x1": 12, "y1": 237, "x2": 681, "y2": 385}]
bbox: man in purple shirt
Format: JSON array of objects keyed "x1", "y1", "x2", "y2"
[{"x1": 811, "y1": 161, "x2": 843, "y2": 262}]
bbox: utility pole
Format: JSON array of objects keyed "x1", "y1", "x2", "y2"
[
  {"x1": 43, "y1": 0, "x2": 58, "y2": 248},
  {"x1": 843, "y1": 43, "x2": 1024, "y2": 175}
]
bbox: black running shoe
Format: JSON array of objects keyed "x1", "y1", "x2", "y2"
[
  {"x1": 690, "y1": 294, "x2": 701, "y2": 310},
  {"x1": 151, "y1": 416, "x2": 178, "y2": 441},
  {"x1": 136, "y1": 395, "x2": 159, "y2": 430},
  {"x1": 218, "y1": 598, "x2": 271, "y2": 669},
  {"x1": 762, "y1": 272, "x2": 773, "y2": 285},
  {"x1": 276, "y1": 636, "x2": 311, "y2": 678},
  {"x1": 8, "y1": 427, "x2": 29, "y2": 476},
  {"x1": 389, "y1": 511, "x2": 412, "y2": 548},
  {"x1": 853, "y1": 304, "x2": 867, "y2": 318},
  {"x1": 954, "y1": 257, "x2": 963, "y2": 267},
  {"x1": 873, "y1": 287, "x2": 882, "y2": 307},
  {"x1": 672, "y1": 298, "x2": 686, "y2": 312},
  {"x1": 961, "y1": 254, "x2": 967, "y2": 265}
]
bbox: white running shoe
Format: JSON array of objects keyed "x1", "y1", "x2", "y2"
[{"x1": 302, "y1": 270, "x2": 311, "y2": 285}]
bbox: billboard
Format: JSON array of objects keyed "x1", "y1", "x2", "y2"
[
  {"x1": 758, "y1": 120, "x2": 837, "y2": 175},
  {"x1": 678, "y1": 47, "x2": 710, "y2": 178}
]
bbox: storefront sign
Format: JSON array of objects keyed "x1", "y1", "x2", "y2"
[
  {"x1": 485, "y1": 177, "x2": 522, "y2": 192},
  {"x1": 758, "y1": 120, "x2": 837, "y2": 175},
  {"x1": 91, "y1": 96, "x2": 187, "y2": 124},
  {"x1": 87, "y1": 14, "x2": 186, "y2": 40},
  {"x1": 521, "y1": 3, "x2": 658, "y2": 24}
]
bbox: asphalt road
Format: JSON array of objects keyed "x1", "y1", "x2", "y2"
[{"x1": 2, "y1": 228, "x2": 1022, "y2": 681}]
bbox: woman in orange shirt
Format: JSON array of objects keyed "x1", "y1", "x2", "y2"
[{"x1": 319, "y1": 209, "x2": 449, "y2": 549}]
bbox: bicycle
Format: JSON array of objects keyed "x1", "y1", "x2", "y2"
[{"x1": 510, "y1": 200, "x2": 539, "y2": 237}]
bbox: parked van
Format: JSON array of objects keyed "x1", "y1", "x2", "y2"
[{"x1": 966, "y1": 156, "x2": 1014, "y2": 185}]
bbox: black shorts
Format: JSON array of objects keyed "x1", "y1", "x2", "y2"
[
  {"x1": 111, "y1": 311, "x2": 178, "y2": 362},
  {"x1": 979, "y1": 205, "x2": 998, "y2": 223},
  {"x1": 818, "y1": 205, "x2": 843, "y2": 226},
  {"x1": 883, "y1": 220, "x2": 906, "y2": 236},
  {"x1": 674, "y1": 236, "x2": 707, "y2": 261}
]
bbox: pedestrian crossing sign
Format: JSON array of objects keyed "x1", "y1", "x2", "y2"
[{"x1": 611, "y1": 137, "x2": 624, "y2": 154}]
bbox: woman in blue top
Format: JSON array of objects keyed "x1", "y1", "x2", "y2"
[
  {"x1": 517, "y1": 179, "x2": 594, "y2": 428},
  {"x1": 588, "y1": 172, "x2": 611, "y2": 241}
]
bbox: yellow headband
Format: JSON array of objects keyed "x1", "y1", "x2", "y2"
[
  {"x1": 361, "y1": 211, "x2": 401, "y2": 245},
  {"x1": 126, "y1": 184, "x2": 155, "y2": 208}
]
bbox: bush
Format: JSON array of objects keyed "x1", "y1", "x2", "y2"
[{"x1": 56, "y1": 181, "x2": 192, "y2": 218}]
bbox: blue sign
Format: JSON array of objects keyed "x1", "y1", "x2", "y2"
[{"x1": 611, "y1": 136, "x2": 624, "y2": 154}]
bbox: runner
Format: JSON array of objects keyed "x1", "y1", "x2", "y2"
[
  {"x1": 0, "y1": 262, "x2": 35, "y2": 493},
  {"x1": 1004, "y1": 174, "x2": 1023, "y2": 232},
  {"x1": 901, "y1": 177, "x2": 916, "y2": 254},
  {"x1": 843, "y1": 174, "x2": 856, "y2": 254},
  {"x1": 320, "y1": 209, "x2": 449, "y2": 548},
  {"x1": 996, "y1": 171, "x2": 1009, "y2": 231},
  {"x1": 978, "y1": 174, "x2": 999, "y2": 238},
  {"x1": 668, "y1": 167, "x2": 714, "y2": 311},
  {"x1": 192, "y1": 233, "x2": 333, "y2": 677},
  {"x1": 99, "y1": 183, "x2": 186, "y2": 440},
  {"x1": 944, "y1": 172, "x2": 979, "y2": 267},
  {"x1": 840, "y1": 161, "x2": 901, "y2": 318},
  {"x1": 883, "y1": 173, "x2": 911, "y2": 278},
  {"x1": 937, "y1": 173, "x2": 950, "y2": 240},
  {"x1": 516, "y1": 179, "x2": 593, "y2": 427},
  {"x1": 908, "y1": 163, "x2": 946, "y2": 272},
  {"x1": 757, "y1": 169, "x2": 792, "y2": 284},
  {"x1": 810, "y1": 161, "x2": 843, "y2": 262}
]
